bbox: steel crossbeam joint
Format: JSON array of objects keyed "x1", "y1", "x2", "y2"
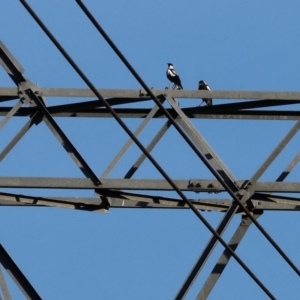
[{"x1": 18, "y1": 80, "x2": 46, "y2": 106}]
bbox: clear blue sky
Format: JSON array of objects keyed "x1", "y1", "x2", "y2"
[{"x1": 1, "y1": 1, "x2": 300, "y2": 299}]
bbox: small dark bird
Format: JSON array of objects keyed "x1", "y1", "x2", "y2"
[
  {"x1": 198, "y1": 80, "x2": 212, "y2": 106},
  {"x1": 166, "y1": 63, "x2": 183, "y2": 90}
]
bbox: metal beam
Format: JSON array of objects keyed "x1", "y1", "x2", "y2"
[
  {"x1": 48, "y1": 97, "x2": 149, "y2": 112},
  {"x1": 0, "y1": 244, "x2": 41, "y2": 300},
  {"x1": 196, "y1": 214, "x2": 261, "y2": 300},
  {"x1": 72, "y1": 6, "x2": 291, "y2": 291},
  {"x1": 1, "y1": 105, "x2": 300, "y2": 121},
  {"x1": 101, "y1": 99, "x2": 164, "y2": 178},
  {"x1": 25, "y1": 89, "x2": 100, "y2": 186},
  {"x1": 0, "y1": 190, "x2": 228, "y2": 211},
  {"x1": 2, "y1": 87, "x2": 300, "y2": 100},
  {"x1": 124, "y1": 120, "x2": 172, "y2": 178},
  {"x1": 0, "y1": 192, "x2": 107, "y2": 211},
  {"x1": 166, "y1": 96, "x2": 237, "y2": 188},
  {"x1": 276, "y1": 152, "x2": 300, "y2": 182},
  {"x1": 168, "y1": 93, "x2": 300, "y2": 297},
  {"x1": 0, "y1": 5, "x2": 299, "y2": 300},
  {"x1": 0, "y1": 111, "x2": 40, "y2": 163},
  {"x1": 196, "y1": 146, "x2": 300, "y2": 299},
  {"x1": 97, "y1": 190, "x2": 232, "y2": 211},
  {"x1": 1, "y1": 190, "x2": 300, "y2": 211},
  {"x1": 0, "y1": 266, "x2": 12, "y2": 300},
  {"x1": 175, "y1": 204, "x2": 240, "y2": 299},
  {"x1": 2, "y1": 177, "x2": 300, "y2": 192},
  {"x1": 168, "y1": 91, "x2": 244, "y2": 299},
  {"x1": 0, "y1": 38, "x2": 101, "y2": 186},
  {"x1": 19, "y1": 3, "x2": 277, "y2": 297},
  {"x1": 246, "y1": 120, "x2": 300, "y2": 186},
  {"x1": 0, "y1": 100, "x2": 23, "y2": 131},
  {"x1": 0, "y1": 41, "x2": 25, "y2": 85}
]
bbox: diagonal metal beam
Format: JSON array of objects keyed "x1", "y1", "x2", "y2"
[
  {"x1": 168, "y1": 92, "x2": 252, "y2": 299},
  {"x1": 20, "y1": 2, "x2": 276, "y2": 298},
  {"x1": 196, "y1": 214, "x2": 261, "y2": 300},
  {"x1": 166, "y1": 96, "x2": 300, "y2": 278},
  {"x1": 0, "y1": 41, "x2": 25, "y2": 85},
  {"x1": 170, "y1": 98, "x2": 246, "y2": 296},
  {"x1": 124, "y1": 119, "x2": 172, "y2": 178},
  {"x1": 176, "y1": 115, "x2": 300, "y2": 299},
  {"x1": 24, "y1": 89, "x2": 100, "y2": 186},
  {"x1": 101, "y1": 98, "x2": 164, "y2": 178},
  {"x1": 0, "y1": 40, "x2": 100, "y2": 186},
  {"x1": 246, "y1": 119, "x2": 300, "y2": 187},
  {"x1": 165, "y1": 96, "x2": 237, "y2": 188},
  {"x1": 0, "y1": 100, "x2": 23, "y2": 131},
  {"x1": 0, "y1": 266, "x2": 12, "y2": 300},
  {"x1": 196, "y1": 147, "x2": 300, "y2": 299},
  {"x1": 0, "y1": 111, "x2": 40, "y2": 163},
  {"x1": 0, "y1": 244, "x2": 41, "y2": 300},
  {"x1": 174, "y1": 203, "x2": 241, "y2": 300},
  {"x1": 276, "y1": 152, "x2": 300, "y2": 182}
]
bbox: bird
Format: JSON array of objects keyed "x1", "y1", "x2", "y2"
[
  {"x1": 166, "y1": 63, "x2": 183, "y2": 90},
  {"x1": 198, "y1": 80, "x2": 212, "y2": 106}
]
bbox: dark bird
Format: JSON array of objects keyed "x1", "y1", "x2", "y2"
[
  {"x1": 198, "y1": 80, "x2": 212, "y2": 106},
  {"x1": 166, "y1": 63, "x2": 183, "y2": 90}
]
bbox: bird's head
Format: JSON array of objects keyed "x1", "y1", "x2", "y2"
[
  {"x1": 167, "y1": 63, "x2": 173, "y2": 67},
  {"x1": 198, "y1": 80, "x2": 205, "y2": 87}
]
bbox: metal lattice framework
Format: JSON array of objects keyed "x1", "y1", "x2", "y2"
[{"x1": 0, "y1": 1, "x2": 300, "y2": 299}]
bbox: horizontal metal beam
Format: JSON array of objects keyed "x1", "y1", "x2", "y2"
[
  {"x1": 251, "y1": 193, "x2": 300, "y2": 210},
  {"x1": 2, "y1": 87, "x2": 300, "y2": 100},
  {"x1": 1, "y1": 191, "x2": 299, "y2": 211},
  {"x1": 0, "y1": 192, "x2": 107, "y2": 211},
  {"x1": 107, "y1": 198, "x2": 230, "y2": 211},
  {"x1": 97, "y1": 190, "x2": 232, "y2": 211},
  {"x1": 0, "y1": 106, "x2": 299, "y2": 120},
  {"x1": 251, "y1": 199, "x2": 300, "y2": 210},
  {"x1": 1, "y1": 177, "x2": 300, "y2": 193}
]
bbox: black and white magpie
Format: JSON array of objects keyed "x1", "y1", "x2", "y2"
[
  {"x1": 166, "y1": 63, "x2": 183, "y2": 90},
  {"x1": 198, "y1": 80, "x2": 212, "y2": 106}
]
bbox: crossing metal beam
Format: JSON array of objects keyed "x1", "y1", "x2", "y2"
[{"x1": 0, "y1": 1, "x2": 299, "y2": 299}]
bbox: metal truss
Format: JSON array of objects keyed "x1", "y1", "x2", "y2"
[{"x1": 0, "y1": 0, "x2": 299, "y2": 298}]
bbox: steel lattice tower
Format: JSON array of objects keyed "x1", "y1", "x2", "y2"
[{"x1": 0, "y1": 1, "x2": 300, "y2": 299}]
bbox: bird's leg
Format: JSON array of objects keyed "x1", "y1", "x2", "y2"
[{"x1": 198, "y1": 100, "x2": 205, "y2": 107}]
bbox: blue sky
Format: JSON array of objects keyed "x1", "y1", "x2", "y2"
[{"x1": 1, "y1": 1, "x2": 300, "y2": 299}]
